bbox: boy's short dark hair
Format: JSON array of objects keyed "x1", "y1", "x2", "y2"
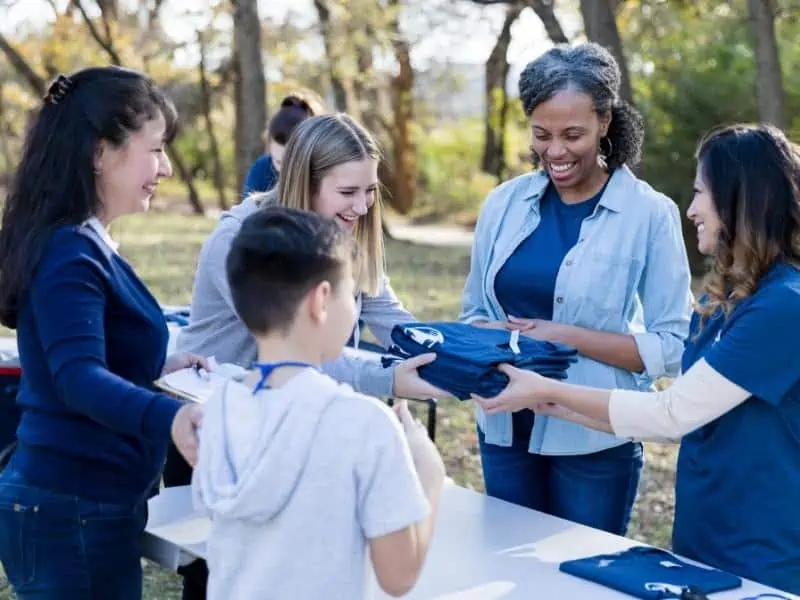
[{"x1": 227, "y1": 206, "x2": 355, "y2": 335}]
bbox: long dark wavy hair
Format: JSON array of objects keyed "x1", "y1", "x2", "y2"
[
  {"x1": 696, "y1": 124, "x2": 800, "y2": 319},
  {"x1": 0, "y1": 66, "x2": 177, "y2": 328}
]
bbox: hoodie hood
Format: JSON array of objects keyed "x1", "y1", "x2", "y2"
[
  {"x1": 194, "y1": 368, "x2": 344, "y2": 522},
  {"x1": 218, "y1": 195, "x2": 263, "y2": 226}
]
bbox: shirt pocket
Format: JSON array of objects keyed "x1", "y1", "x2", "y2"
[{"x1": 572, "y1": 252, "x2": 636, "y2": 330}]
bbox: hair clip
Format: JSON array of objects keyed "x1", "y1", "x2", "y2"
[{"x1": 43, "y1": 74, "x2": 73, "y2": 105}]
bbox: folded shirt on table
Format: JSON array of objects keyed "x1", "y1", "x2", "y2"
[
  {"x1": 380, "y1": 321, "x2": 577, "y2": 400},
  {"x1": 559, "y1": 546, "x2": 742, "y2": 599}
]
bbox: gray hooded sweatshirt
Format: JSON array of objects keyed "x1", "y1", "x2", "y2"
[
  {"x1": 192, "y1": 368, "x2": 430, "y2": 599},
  {"x1": 177, "y1": 197, "x2": 414, "y2": 397}
]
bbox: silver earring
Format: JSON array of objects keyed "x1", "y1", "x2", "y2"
[{"x1": 600, "y1": 137, "x2": 613, "y2": 160}]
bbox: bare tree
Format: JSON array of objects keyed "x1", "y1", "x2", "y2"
[
  {"x1": 747, "y1": 0, "x2": 786, "y2": 128},
  {"x1": 231, "y1": 0, "x2": 267, "y2": 193},
  {"x1": 0, "y1": 34, "x2": 45, "y2": 96},
  {"x1": 313, "y1": 0, "x2": 352, "y2": 113},
  {"x1": 482, "y1": 3, "x2": 522, "y2": 179},
  {"x1": 386, "y1": 0, "x2": 416, "y2": 214},
  {"x1": 71, "y1": 0, "x2": 123, "y2": 65},
  {"x1": 198, "y1": 31, "x2": 229, "y2": 210}
]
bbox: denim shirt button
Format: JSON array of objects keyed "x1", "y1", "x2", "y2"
[
  {"x1": 565, "y1": 259, "x2": 573, "y2": 266},
  {"x1": 556, "y1": 296, "x2": 564, "y2": 303}
]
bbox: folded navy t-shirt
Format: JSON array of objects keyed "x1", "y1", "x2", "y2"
[
  {"x1": 559, "y1": 546, "x2": 742, "y2": 599},
  {"x1": 381, "y1": 322, "x2": 577, "y2": 400}
]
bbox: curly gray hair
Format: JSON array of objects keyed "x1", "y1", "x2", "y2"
[{"x1": 518, "y1": 43, "x2": 644, "y2": 169}]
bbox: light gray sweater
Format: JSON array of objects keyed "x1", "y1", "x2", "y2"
[{"x1": 176, "y1": 198, "x2": 414, "y2": 397}]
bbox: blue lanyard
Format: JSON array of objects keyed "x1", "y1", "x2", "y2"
[{"x1": 252, "y1": 361, "x2": 316, "y2": 393}]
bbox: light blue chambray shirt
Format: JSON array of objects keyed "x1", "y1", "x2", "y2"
[{"x1": 460, "y1": 165, "x2": 694, "y2": 455}]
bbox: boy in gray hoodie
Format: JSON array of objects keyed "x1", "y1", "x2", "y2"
[{"x1": 193, "y1": 206, "x2": 446, "y2": 599}]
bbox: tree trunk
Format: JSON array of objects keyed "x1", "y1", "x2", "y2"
[
  {"x1": 167, "y1": 144, "x2": 205, "y2": 216},
  {"x1": 747, "y1": 0, "x2": 786, "y2": 129},
  {"x1": 313, "y1": 0, "x2": 354, "y2": 113},
  {"x1": 198, "y1": 32, "x2": 229, "y2": 210},
  {"x1": 386, "y1": 0, "x2": 415, "y2": 215},
  {"x1": 232, "y1": 0, "x2": 267, "y2": 193},
  {"x1": 482, "y1": 4, "x2": 522, "y2": 179},
  {"x1": 579, "y1": 0, "x2": 633, "y2": 106}
]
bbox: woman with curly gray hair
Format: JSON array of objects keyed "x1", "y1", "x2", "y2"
[{"x1": 460, "y1": 43, "x2": 693, "y2": 535}]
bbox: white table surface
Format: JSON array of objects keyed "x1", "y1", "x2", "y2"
[{"x1": 143, "y1": 484, "x2": 795, "y2": 599}]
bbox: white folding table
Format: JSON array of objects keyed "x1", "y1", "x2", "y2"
[{"x1": 142, "y1": 484, "x2": 796, "y2": 599}]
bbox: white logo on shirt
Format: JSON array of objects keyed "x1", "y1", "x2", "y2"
[
  {"x1": 645, "y1": 583, "x2": 686, "y2": 594},
  {"x1": 404, "y1": 326, "x2": 444, "y2": 348}
]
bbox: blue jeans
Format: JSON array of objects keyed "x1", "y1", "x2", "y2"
[
  {"x1": 478, "y1": 410, "x2": 643, "y2": 536},
  {"x1": 0, "y1": 467, "x2": 147, "y2": 599}
]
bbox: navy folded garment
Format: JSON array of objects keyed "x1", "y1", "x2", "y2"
[
  {"x1": 559, "y1": 546, "x2": 742, "y2": 599},
  {"x1": 381, "y1": 321, "x2": 578, "y2": 400}
]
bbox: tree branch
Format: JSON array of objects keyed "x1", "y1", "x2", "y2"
[
  {"x1": 0, "y1": 33, "x2": 46, "y2": 96},
  {"x1": 71, "y1": 0, "x2": 122, "y2": 65},
  {"x1": 525, "y1": 0, "x2": 568, "y2": 43}
]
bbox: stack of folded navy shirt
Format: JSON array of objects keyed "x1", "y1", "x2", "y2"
[
  {"x1": 380, "y1": 321, "x2": 578, "y2": 400},
  {"x1": 559, "y1": 546, "x2": 741, "y2": 599}
]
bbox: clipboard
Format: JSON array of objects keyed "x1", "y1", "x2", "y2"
[{"x1": 155, "y1": 361, "x2": 248, "y2": 404}]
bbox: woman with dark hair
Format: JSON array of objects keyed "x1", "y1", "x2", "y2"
[
  {"x1": 241, "y1": 94, "x2": 318, "y2": 196},
  {"x1": 461, "y1": 42, "x2": 693, "y2": 535},
  {"x1": 0, "y1": 67, "x2": 207, "y2": 599},
  {"x1": 475, "y1": 123, "x2": 800, "y2": 593}
]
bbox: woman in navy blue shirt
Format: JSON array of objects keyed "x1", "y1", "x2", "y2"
[
  {"x1": 476, "y1": 124, "x2": 800, "y2": 594},
  {"x1": 241, "y1": 95, "x2": 318, "y2": 197},
  {"x1": 0, "y1": 67, "x2": 208, "y2": 599}
]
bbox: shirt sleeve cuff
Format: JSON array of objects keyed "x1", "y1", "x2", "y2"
[
  {"x1": 142, "y1": 393, "x2": 184, "y2": 441},
  {"x1": 632, "y1": 331, "x2": 665, "y2": 377},
  {"x1": 608, "y1": 389, "x2": 647, "y2": 440},
  {"x1": 462, "y1": 313, "x2": 490, "y2": 325}
]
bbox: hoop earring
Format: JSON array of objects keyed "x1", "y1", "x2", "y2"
[{"x1": 600, "y1": 136, "x2": 613, "y2": 161}]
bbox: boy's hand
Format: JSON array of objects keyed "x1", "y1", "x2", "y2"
[
  {"x1": 394, "y1": 401, "x2": 446, "y2": 490},
  {"x1": 171, "y1": 403, "x2": 204, "y2": 467},
  {"x1": 392, "y1": 353, "x2": 451, "y2": 399}
]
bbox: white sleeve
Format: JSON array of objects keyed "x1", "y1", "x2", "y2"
[
  {"x1": 356, "y1": 404, "x2": 430, "y2": 539},
  {"x1": 608, "y1": 358, "x2": 751, "y2": 442}
]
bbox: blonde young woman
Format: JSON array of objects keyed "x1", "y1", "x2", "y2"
[{"x1": 167, "y1": 113, "x2": 441, "y2": 600}]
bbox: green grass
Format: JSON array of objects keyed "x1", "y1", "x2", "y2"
[{"x1": 0, "y1": 211, "x2": 678, "y2": 599}]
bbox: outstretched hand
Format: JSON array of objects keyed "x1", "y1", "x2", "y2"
[
  {"x1": 393, "y1": 353, "x2": 452, "y2": 399},
  {"x1": 471, "y1": 363, "x2": 555, "y2": 415}
]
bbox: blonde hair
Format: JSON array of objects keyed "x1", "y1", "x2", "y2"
[{"x1": 273, "y1": 113, "x2": 385, "y2": 296}]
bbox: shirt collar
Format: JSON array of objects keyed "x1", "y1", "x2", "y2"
[
  {"x1": 84, "y1": 216, "x2": 120, "y2": 253},
  {"x1": 521, "y1": 164, "x2": 636, "y2": 213}
]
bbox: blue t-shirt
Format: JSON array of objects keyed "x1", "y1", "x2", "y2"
[
  {"x1": 495, "y1": 182, "x2": 603, "y2": 320},
  {"x1": 12, "y1": 226, "x2": 182, "y2": 504},
  {"x1": 242, "y1": 154, "x2": 278, "y2": 197},
  {"x1": 674, "y1": 262, "x2": 800, "y2": 593}
]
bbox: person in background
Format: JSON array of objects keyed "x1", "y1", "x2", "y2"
[
  {"x1": 460, "y1": 42, "x2": 693, "y2": 535},
  {"x1": 0, "y1": 67, "x2": 206, "y2": 600},
  {"x1": 194, "y1": 206, "x2": 446, "y2": 599},
  {"x1": 241, "y1": 94, "x2": 318, "y2": 196},
  {"x1": 169, "y1": 113, "x2": 445, "y2": 600},
  {"x1": 474, "y1": 123, "x2": 800, "y2": 595}
]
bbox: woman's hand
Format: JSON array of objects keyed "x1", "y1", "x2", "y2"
[
  {"x1": 508, "y1": 316, "x2": 570, "y2": 342},
  {"x1": 471, "y1": 363, "x2": 557, "y2": 415},
  {"x1": 392, "y1": 353, "x2": 451, "y2": 399},
  {"x1": 162, "y1": 352, "x2": 211, "y2": 377},
  {"x1": 171, "y1": 403, "x2": 204, "y2": 467}
]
